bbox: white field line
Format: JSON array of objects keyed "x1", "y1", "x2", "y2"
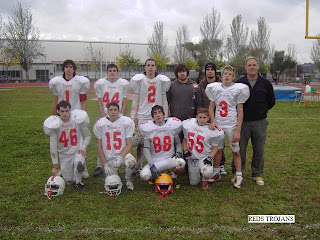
[{"x1": 0, "y1": 224, "x2": 319, "y2": 234}]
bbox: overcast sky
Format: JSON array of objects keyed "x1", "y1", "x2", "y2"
[{"x1": 1, "y1": 0, "x2": 320, "y2": 64}]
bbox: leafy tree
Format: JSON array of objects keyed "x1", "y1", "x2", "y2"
[
  {"x1": 153, "y1": 53, "x2": 170, "y2": 73},
  {"x1": 310, "y1": 35, "x2": 320, "y2": 72},
  {"x1": 270, "y1": 50, "x2": 296, "y2": 79},
  {"x1": 173, "y1": 24, "x2": 192, "y2": 64},
  {"x1": 0, "y1": 47, "x2": 19, "y2": 79},
  {"x1": 4, "y1": 2, "x2": 44, "y2": 80},
  {"x1": 83, "y1": 43, "x2": 104, "y2": 80},
  {"x1": 119, "y1": 45, "x2": 140, "y2": 78},
  {"x1": 249, "y1": 17, "x2": 271, "y2": 72},
  {"x1": 200, "y1": 6, "x2": 224, "y2": 62},
  {"x1": 226, "y1": 14, "x2": 249, "y2": 75},
  {"x1": 147, "y1": 22, "x2": 169, "y2": 64},
  {"x1": 185, "y1": 58, "x2": 200, "y2": 71}
]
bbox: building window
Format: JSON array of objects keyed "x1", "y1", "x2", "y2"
[{"x1": 36, "y1": 70, "x2": 49, "y2": 81}]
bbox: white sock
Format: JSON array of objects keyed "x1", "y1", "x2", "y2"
[{"x1": 236, "y1": 172, "x2": 242, "y2": 176}]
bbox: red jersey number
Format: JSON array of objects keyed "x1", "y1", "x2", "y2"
[
  {"x1": 187, "y1": 132, "x2": 204, "y2": 153},
  {"x1": 147, "y1": 86, "x2": 156, "y2": 103},
  {"x1": 59, "y1": 129, "x2": 78, "y2": 148},
  {"x1": 153, "y1": 136, "x2": 171, "y2": 153},
  {"x1": 103, "y1": 92, "x2": 120, "y2": 107},
  {"x1": 105, "y1": 131, "x2": 122, "y2": 150},
  {"x1": 219, "y1": 101, "x2": 228, "y2": 117}
]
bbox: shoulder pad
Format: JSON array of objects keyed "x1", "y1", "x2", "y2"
[
  {"x1": 182, "y1": 118, "x2": 193, "y2": 130},
  {"x1": 156, "y1": 74, "x2": 170, "y2": 82},
  {"x1": 131, "y1": 74, "x2": 145, "y2": 81},
  {"x1": 138, "y1": 120, "x2": 153, "y2": 135},
  {"x1": 119, "y1": 78, "x2": 130, "y2": 84},
  {"x1": 94, "y1": 78, "x2": 105, "y2": 86},
  {"x1": 44, "y1": 115, "x2": 62, "y2": 129},
  {"x1": 77, "y1": 75, "x2": 90, "y2": 84},
  {"x1": 49, "y1": 76, "x2": 61, "y2": 85},
  {"x1": 71, "y1": 110, "x2": 90, "y2": 124}
]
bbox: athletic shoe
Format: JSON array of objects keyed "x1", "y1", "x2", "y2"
[
  {"x1": 126, "y1": 179, "x2": 134, "y2": 191},
  {"x1": 231, "y1": 174, "x2": 236, "y2": 183},
  {"x1": 208, "y1": 172, "x2": 221, "y2": 183},
  {"x1": 76, "y1": 182, "x2": 85, "y2": 193},
  {"x1": 253, "y1": 177, "x2": 264, "y2": 186},
  {"x1": 172, "y1": 178, "x2": 180, "y2": 189},
  {"x1": 202, "y1": 181, "x2": 209, "y2": 190},
  {"x1": 220, "y1": 165, "x2": 227, "y2": 175},
  {"x1": 93, "y1": 167, "x2": 103, "y2": 177},
  {"x1": 134, "y1": 169, "x2": 142, "y2": 178},
  {"x1": 233, "y1": 176, "x2": 243, "y2": 189},
  {"x1": 83, "y1": 168, "x2": 89, "y2": 179}
]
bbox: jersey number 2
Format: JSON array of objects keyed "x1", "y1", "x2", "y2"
[{"x1": 147, "y1": 86, "x2": 156, "y2": 103}]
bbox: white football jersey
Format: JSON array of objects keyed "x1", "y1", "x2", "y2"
[
  {"x1": 130, "y1": 74, "x2": 171, "y2": 120},
  {"x1": 43, "y1": 110, "x2": 90, "y2": 155},
  {"x1": 49, "y1": 75, "x2": 90, "y2": 110},
  {"x1": 93, "y1": 116, "x2": 134, "y2": 161},
  {"x1": 205, "y1": 82, "x2": 250, "y2": 128},
  {"x1": 94, "y1": 77, "x2": 130, "y2": 113},
  {"x1": 183, "y1": 118, "x2": 224, "y2": 160},
  {"x1": 139, "y1": 117, "x2": 182, "y2": 162}
]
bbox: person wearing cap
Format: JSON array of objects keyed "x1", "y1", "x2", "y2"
[
  {"x1": 197, "y1": 62, "x2": 228, "y2": 176},
  {"x1": 234, "y1": 56, "x2": 275, "y2": 186}
]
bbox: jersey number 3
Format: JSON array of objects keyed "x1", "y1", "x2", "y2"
[{"x1": 219, "y1": 101, "x2": 228, "y2": 117}]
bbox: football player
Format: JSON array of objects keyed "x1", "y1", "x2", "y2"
[
  {"x1": 43, "y1": 100, "x2": 91, "y2": 192},
  {"x1": 138, "y1": 105, "x2": 185, "y2": 186},
  {"x1": 93, "y1": 102, "x2": 136, "y2": 191},
  {"x1": 93, "y1": 64, "x2": 130, "y2": 177},
  {"x1": 205, "y1": 65, "x2": 250, "y2": 188},
  {"x1": 49, "y1": 59, "x2": 90, "y2": 178},
  {"x1": 130, "y1": 58, "x2": 171, "y2": 175},
  {"x1": 182, "y1": 108, "x2": 224, "y2": 190}
]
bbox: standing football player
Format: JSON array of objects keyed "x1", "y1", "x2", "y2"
[
  {"x1": 93, "y1": 64, "x2": 130, "y2": 177},
  {"x1": 138, "y1": 105, "x2": 185, "y2": 186},
  {"x1": 43, "y1": 100, "x2": 91, "y2": 192},
  {"x1": 49, "y1": 59, "x2": 90, "y2": 178},
  {"x1": 93, "y1": 102, "x2": 136, "y2": 191},
  {"x1": 206, "y1": 65, "x2": 250, "y2": 188},
  {"x1": 130, "y1": 58, "x2": 171, "y2": 174},
  {"x1": 182, "y1": 108, "x2": 224, "y2": 190}
]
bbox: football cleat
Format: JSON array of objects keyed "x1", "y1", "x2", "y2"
[
  {"x1": 208, "y1": 172, "x2": 221, "y2": 183},
  {"x1": 93, "y1": 167, "x2": 103, "y2": 177},
  {"x1": 253, "y1": 177, "x2": 264, "y2": 186},
  {"x1": 233, "y1": 176, "x2": 243, "y2": 189},
  {"x1": 126, "y1": 179, "x2": 134, "y2": 191},
  {"x1": 76, "y1": 182, "x2": 85, "y2": 193},
  {"x1": 220, "y1": 165, "x2": 227, "y2": 175}
]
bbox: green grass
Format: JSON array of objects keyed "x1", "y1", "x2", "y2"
[{"x1": 0, "y1": 87, "x2": 319, "y2": 239}]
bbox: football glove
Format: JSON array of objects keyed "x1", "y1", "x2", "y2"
[
  {"x1": 183, "y1": 149, "x2": 192, "y2": 159},
  {"x1": 103, "y1": 163, "x2": 114, "y2": 176},
  {"x1": 150, "y1": 164, "x2": 159, "y2": 181},
  {"x1": 203, "y1": 156, "x2": 213, "y2": 166},
  {"x1": 113, "y1": 157, "x2": 123, "y2": 168}
]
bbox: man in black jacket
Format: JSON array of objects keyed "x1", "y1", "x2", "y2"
[{"x1": 235, "y1": 57, "x2": 275, "y2": 186}]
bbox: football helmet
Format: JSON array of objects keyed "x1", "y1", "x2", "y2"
[
  {"x1": 155, "y1": 173, "x2": 173, "y2": 199},
  {"x1": 104, "y1": 174, "x2": 123, "y2": 196},
  {"x1": 44, "y1": 176, "x2": 65, "y2": 199}
]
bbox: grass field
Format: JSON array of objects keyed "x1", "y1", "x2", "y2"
[{"x1": 0, "y1": 86, "x2": 319, "y2": 239}]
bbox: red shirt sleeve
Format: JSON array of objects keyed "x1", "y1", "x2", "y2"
[{"x1": 80, "y1": 94, "x2": 87, "y2": 102}]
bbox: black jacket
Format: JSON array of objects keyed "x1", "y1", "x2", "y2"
[{"x1": 236, "y1": 74, "x2": 275, "y2": 121}]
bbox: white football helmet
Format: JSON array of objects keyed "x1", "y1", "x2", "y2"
[
  {"x1": 104, "y1": 174, "x2": 123, "y2": 196},
  {"x1": 44, "y1": 176, "x2": 65, "y2": 199}
]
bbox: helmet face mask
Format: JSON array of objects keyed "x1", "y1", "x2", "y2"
[
  {"x1": 104, "y1": 174, "x2": 122, "y2": 196},
  {"x1": 154, "y1": 173, "x2": 173, "y2": 198},
  {"x1": 44, "y1": 176, "x2": 65, "y2": 199}
]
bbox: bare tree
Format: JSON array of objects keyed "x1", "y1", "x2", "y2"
[
  {"x1": 147, "y1": 21, "x2": 170, "y2": 70},
  {"x1": 83, "y1": 43, "x2": 104, "y2": 80},
  {"x1": 311, "y1": 35, "x2": 320, "y2": 72},
  {"x1": 287, "y1": 43, "x2": 297, "y2": 61},
  {"x1": 4, "y1": 2, "x2": 44, "y2": 80},
  {"x1": 173, "y1": 24, "x2": 191, "y2": 63},
  {"x1": 200, "y1": 6, "x2": 224, "y2": 62},
  {"x1": 249, "y1": 17, "x2": 271, "y2": 70},
  {"x1": 226, "y1": 14, "x2": 249, "y2": 74}
]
